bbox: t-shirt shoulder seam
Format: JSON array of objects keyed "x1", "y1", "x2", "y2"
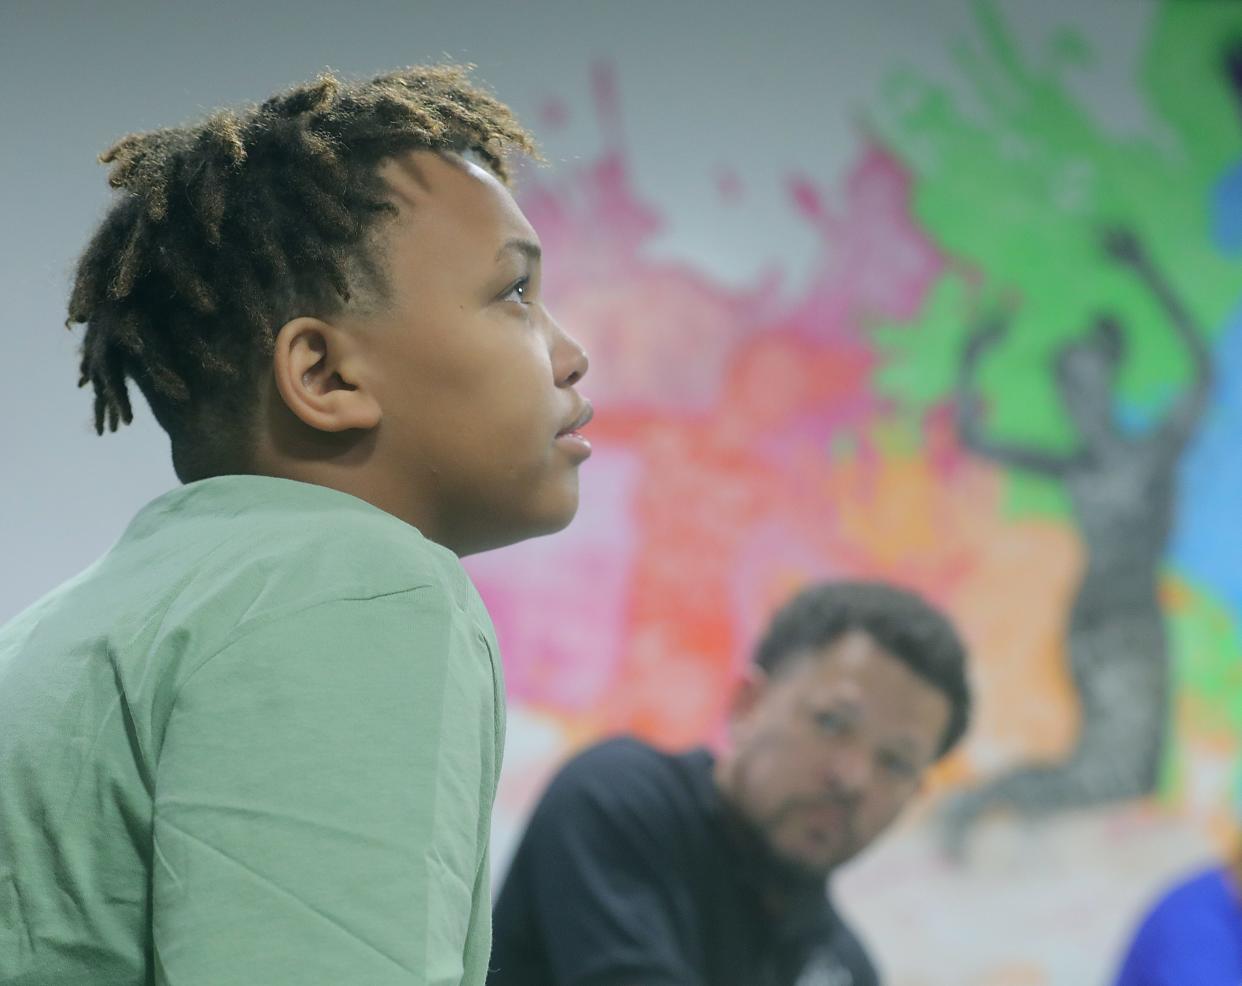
[{"x1": 169, "y1": 582, "x2": 441, "y2": 706}]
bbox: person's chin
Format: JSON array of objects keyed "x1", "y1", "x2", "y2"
[
  {"x1": 538, "y1": 475, "x2": 581, "y2": 533},
  {"x1": 538, "y1": 496, "x2": 579, "y2": 536},
  {"x1": 509, "y1": 484, "x2": 580, "y2": 544},
  {"x1": 773, "y1": 850, "x2": 834, "y2": 883},
  {"x1": 772, "y1": 832, "x2": 850, "y2": 879}
]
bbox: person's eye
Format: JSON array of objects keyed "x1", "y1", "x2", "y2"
[
  {"x1": 813, "y1": 710, "x2": 850, "y2": 736},
  {"x1": 500, "y1": 276, "x2": 531, "y2": 304},
  {"x1": 879, "y1": 751, "x2": 917, "y2": 778}
]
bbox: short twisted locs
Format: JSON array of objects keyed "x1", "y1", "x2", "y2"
[{"x1": 66, "y1": 66, "x2": 537, "y2": 481}]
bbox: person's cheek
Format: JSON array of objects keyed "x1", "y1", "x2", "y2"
[{"x1": 867, "y1": 797, "x2": 902, "y2": 838}]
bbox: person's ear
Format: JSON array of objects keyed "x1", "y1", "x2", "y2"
[
  {"x1": 271, "y1": 317, "x2": 382, "y2": 433},
  {"x1": 726, "y1": 665, "x2": 770, "y2": 740}
]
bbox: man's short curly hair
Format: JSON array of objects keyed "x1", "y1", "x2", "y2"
[
  {"x1": 66, "y1": 65, "x2": 537, "y2": 482},
  {"x1": 755, "y1": 580, "x2": 972, "y2": 757}
]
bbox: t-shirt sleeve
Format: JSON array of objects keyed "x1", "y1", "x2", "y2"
[
  {"x1": 495, "y1": 746, "x2": 702, "y2": 986},
  {"x1": 151, "y1": 587, "x2": 495, "y2": 986}
]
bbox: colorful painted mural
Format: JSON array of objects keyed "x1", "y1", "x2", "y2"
[{"x1": 465, "y1": 4, "x2": 1242, "y2": 983}]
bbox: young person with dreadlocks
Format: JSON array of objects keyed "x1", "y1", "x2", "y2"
[{"x1": 0, "y1": 66, "x2": 591, "y2": 985}]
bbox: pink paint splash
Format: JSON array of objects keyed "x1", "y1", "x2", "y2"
[
  {"x1": 536, "y1": 97, "x2": 570, "y2": 132},
  {"x1": 467, "y1": 449, "x2": 640, "y2": 712},
  {"x1": 778, "y1": 143, "x2": 946, "y2": 356},
  {"x1": 472, "y1": 62, "x2": 962, "y2": 747}
]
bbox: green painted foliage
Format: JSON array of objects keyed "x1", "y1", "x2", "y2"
[{"x1": 873, "y1": 0, "x2": 1242, "y2": 464}]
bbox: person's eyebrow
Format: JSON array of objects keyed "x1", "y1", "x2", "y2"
[{"x1": 496, "y1": 238, "x2": 542, "y2": 264}]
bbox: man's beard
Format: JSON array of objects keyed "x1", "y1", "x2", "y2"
[
  {"x1": 729, "y1": 746, "x2": 861, "y2": 882},
  {"x1": 753, "y1": 796, "x2": 860, "y2": 880}
]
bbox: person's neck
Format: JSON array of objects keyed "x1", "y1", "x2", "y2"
[{"x1": 248, "y1": 453, "x2": 453, "y2": 549}]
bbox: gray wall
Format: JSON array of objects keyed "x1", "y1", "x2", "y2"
[{"x1": 1, "y1": 0, "x2": 1149, "y2": 622}]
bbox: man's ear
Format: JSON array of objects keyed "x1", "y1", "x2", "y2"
[
  {"x1": 271, "y1": 317, "x2": 382, "y2": 433},
  {"x1": 726, "y1": 665, "x2": 769, "y2": 740}
]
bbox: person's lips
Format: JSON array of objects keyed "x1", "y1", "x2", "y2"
[{"x1": 557, "y1": 400, "x2": 594, "y2": 438}]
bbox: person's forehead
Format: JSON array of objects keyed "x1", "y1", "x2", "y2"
[
  {"x1": 788, "y1": 629, "x2": 891, "y2": 681},
  {"x1": 378, "y1": 149, "x2": 534, "y2": 239},
  {"x1": 780, "y1": 633, "x2": 949, "y2": 734}
]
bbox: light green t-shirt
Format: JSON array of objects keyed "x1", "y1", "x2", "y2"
[{"x1": 0, "y1": 475, "x2": 506, "y2": 985}]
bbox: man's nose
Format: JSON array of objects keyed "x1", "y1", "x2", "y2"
[{"x1": 826, "y1": 744, "x2": 873, "y2": 795}]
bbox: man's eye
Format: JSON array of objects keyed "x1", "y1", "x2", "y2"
[
  {"x1": 879, "y1": 752, "x2": 917, "y2": 778},
  {"x1": 500, "y1": 277, "x2": 530, "y2": 304},
  {"x1": 813, "y1": 711, "x2": 849, "y2": 735}
]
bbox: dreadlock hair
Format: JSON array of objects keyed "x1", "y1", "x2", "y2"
[
  {"x1": 754, "y1": 580, "x2": 972, "y2": 758},
  {"x1": 67, "y1": 65, "x2": 537, "y2": 483}
]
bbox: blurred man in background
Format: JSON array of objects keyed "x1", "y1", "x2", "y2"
[{"x1": 488, "y1": 580, "x2": 972, "y2": 986}]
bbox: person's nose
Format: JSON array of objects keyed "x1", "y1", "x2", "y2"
[
  {"x1": 826, "y1": 742, "x2": 873, "y2": 797},
  {"x1": 547, "y1": 310, "x2": 589, "y2": 387}
]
